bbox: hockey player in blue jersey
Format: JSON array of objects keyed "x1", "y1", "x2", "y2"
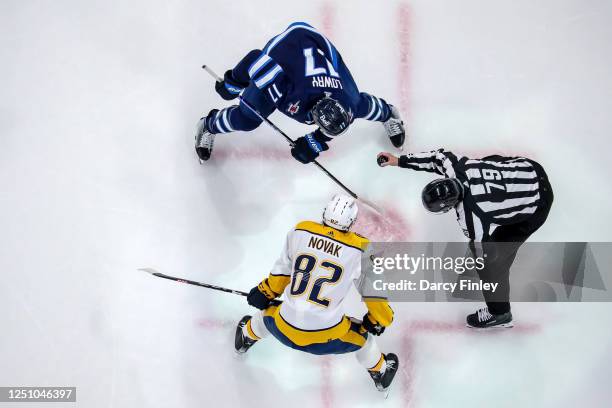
[{"x1": 195, "y1": 22, "x2": 406, "y2": 164}]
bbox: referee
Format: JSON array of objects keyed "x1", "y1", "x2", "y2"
[{"x1": 378, "y1": 149, "x2": 554, "y2": 328}]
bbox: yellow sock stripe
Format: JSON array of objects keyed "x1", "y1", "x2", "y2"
[
  {"x1": 246, "y1": 319, "x2": 261, "y2": 340},
  {"x1": 368, "y1": 354, "x2": 385, "y2": 372}
]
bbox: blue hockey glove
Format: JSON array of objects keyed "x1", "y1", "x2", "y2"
[
  {"x1": 215, "y1": 70, "x2": 248, "y2": 100},
  {"x1": 247, "y1": 281, "x2": 276, "y2": 310},
  {"x1": 291, "y1": 130, "x2": 330, "y2": 164}
]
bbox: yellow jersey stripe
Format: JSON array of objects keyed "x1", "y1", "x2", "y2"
[
  {"x1": 339, "y1": 327, "x2": 367, "y2": 347},
  {"x1": 264, "y1": 305, "x2": 352, "y2": 346},
  {"x1": 267, "y1": 275, "x2": 291, "y2": 295},
  {"x1": 295, "y1": 220, "x2": 369, "y2": 252}
]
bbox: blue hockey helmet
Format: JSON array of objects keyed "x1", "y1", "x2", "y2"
[{"x1": 311, "y1": 96, "x2": 350, "y2": 137}]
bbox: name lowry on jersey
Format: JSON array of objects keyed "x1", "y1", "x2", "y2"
[
  {"x1": 308, "y1": 236, "x2": 342, "y2": 257},
  {"x1": 311, "y1": 75, "x2": 343, "y2": 89}
]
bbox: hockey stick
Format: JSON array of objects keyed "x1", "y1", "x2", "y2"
[
  {"x1": 139, "y1": 267, "x2": 282, "y2": 306},
  {"x1": 202, "y1": 65, "x2": 383, "y2": 215}
]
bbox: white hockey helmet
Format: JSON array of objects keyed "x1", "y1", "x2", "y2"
[{"x1": 322, "y1": 194, "x2": 358, "y2": 232}]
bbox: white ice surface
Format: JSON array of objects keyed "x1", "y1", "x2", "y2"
[{"x1": 1, "y1": 0, "x2": 612, "y2": 407}]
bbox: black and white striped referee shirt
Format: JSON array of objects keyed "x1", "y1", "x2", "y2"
[{"x1": 399, "y1": 149, "x2": 548, "y2": 241}]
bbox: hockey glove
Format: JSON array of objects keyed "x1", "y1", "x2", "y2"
[
  {"x1": 247, "y1": 279, "x2": 277, "y2": 310},
  {"x1": 361, "y1": 313, "x2": 386, "y2": 336},
  {"x1": 291, "y1": 130, "x2": 330, "y2": 164},
  {"x1": 215, "y1": 70, "x2": 249, "y2": 101}
]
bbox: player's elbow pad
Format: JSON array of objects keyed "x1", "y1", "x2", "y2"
[
  {"x1": 365, "y1": 299, "x2": 394, "y2": 327},
  {"x1": 232, "y1": 49, "x2": 264, "y2": 84}
]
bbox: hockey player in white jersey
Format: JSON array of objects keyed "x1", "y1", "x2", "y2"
[{"x1": 234, "y1": 195, "x2": 399, "y2": 392}]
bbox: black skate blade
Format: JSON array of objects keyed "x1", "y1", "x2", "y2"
[
  {"x1": 381, "y1": 364, "x2": 408, "y2": 399},
  {"x1": 383, "y1": 384, "x2": 392, "y2": 399},
  {"x1": 380, "y1": 378, "x2": 394, "y2": 399}
]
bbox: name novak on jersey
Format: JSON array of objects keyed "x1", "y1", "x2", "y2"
[{"x1": 307, "y1": 236, "x2": 342, "y2": 257}]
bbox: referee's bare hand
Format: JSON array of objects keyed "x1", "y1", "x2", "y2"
[{"x1": 377, "y1": 152, "x2": 399, "y2": 167}]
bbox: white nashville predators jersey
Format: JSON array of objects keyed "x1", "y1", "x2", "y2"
[{"x1": 269, "y1": 220, "x2": 370, "y2": 331}]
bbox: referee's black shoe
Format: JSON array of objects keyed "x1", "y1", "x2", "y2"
[{"x1": 466, "y1": 308, "x2": 513, "y2": 328}]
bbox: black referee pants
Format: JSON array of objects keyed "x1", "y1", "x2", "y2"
[{"x1": 478, "y1": 163, "x2": 554, "y2": 315}]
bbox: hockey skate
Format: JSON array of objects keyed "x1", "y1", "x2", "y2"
[
  {"x1": 195, "y1": 110, "x2": 217, "y2": 162},
  {"x1": 369, "y1": 353, "x2": 399, "y2": 392},
  {"x1": 383, "y1": 105, "x2": 405, "y2": 149},
  {"x1": 234, "y1": 315, "x2": 258, "y2": 354},
  {"x1": 466, "y1": 308, "x2": 513, "y2": 329}
]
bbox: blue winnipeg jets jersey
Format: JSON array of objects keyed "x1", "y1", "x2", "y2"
[{"x1": 242, "y1": 22, "x2": 362, "y2": 124}]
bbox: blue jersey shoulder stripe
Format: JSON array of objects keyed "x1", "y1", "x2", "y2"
[
  {"x1": 254, "y1": 64, "x2": 283, "y2": 89},
  {"x1": 263, "y1": 22, "x2": 338, "y2": 70},
  {"x1": 287, "y1": 21, "x2": 314, "y2": 29},
  {"x1": 248, "y1": 53, "x2": 272, "y2": 78}
]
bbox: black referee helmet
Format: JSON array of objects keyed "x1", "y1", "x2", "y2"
[{"x1": 421, "y1": 178, "x2": 464, "y2": 213}]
